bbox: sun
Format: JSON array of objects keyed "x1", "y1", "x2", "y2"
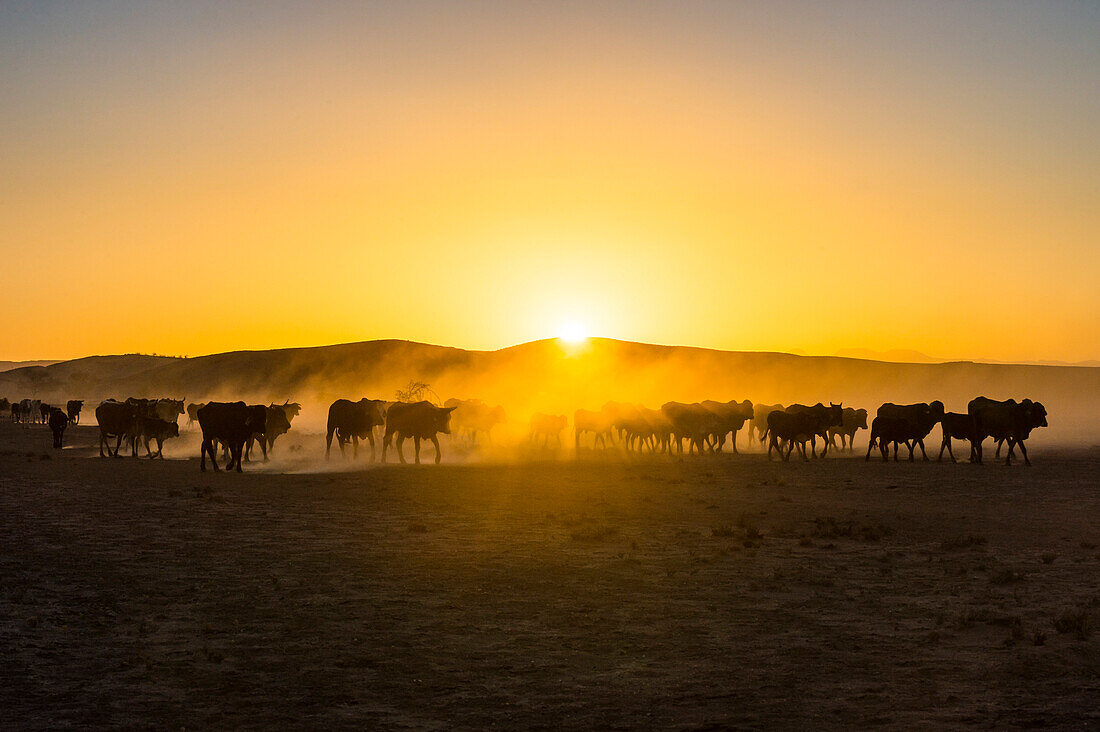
[{"x1": 557, "y1": 321, "x2": 589, "y2": 345}]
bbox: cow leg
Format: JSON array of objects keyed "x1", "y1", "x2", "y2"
[
  {"x1": 430, "y1": 434, "x2": 442, "y2": 464},
  {"x1": 325, "y1": 428, "x2": 335, "y2": 459},
  {"x1": 395, "y1": 435, "x2": 407, "y2": 464},
  {"x1": 994, "y1": 439, "x2": 1003, "y2": 458},
  {"x1": 99, "y1": 431, "x2": 107, "y2": 457},
  {"x1": 232, "y1": 443, "x2": 243, "y2": 472},
  {"x1": 380, "y1": 429, "x2": 391, "y2": 463},
  {"x1": 259, "y1": 437, "x2": 269, "y2": 462},
  {"x1": 366, "y1": 432, "x2": 376, "y2": 462},
  {"x1": 352, "y1": 435, "x2": 359, "y2": 459},
  {"x1": 1014, "y1": 438, "x2": 1031, "y2": 466},
  {"x1": 412, "y1": 436, "x2": 422, "y2": 464},
  {"x1": 113, "y1": 434, "x2": 123, "y2": 457}
]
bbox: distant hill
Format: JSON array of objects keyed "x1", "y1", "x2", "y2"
[
  {"x1": 833, "y1": 348, "x2": 1100, "y2": 368},
  {"x1": 833, "y1": 349, "x2": 943, "y2": 364},
  {"x1": 0, "y1": 360, "x2": 61, "y2": 373},
  {"x1": 0, "y1": 338, "x2": 1096, "y2": 443}
]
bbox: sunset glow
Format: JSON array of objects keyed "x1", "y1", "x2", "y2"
[{"x1": 0, "y1": 2, "x2": 1096, "y2": 363}]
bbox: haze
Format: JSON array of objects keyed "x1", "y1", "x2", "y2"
[{"x1": 1, "y1": 1, "x2": 1097, "y2": 362}]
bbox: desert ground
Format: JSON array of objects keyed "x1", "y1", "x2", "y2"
[{"x1": 1, "y1": 420, "x2": 1098, "y2": 729}]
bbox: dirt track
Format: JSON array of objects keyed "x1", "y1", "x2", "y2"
[{"x1": 1, "y1": 421, "x2": 1098, "y2": 728}]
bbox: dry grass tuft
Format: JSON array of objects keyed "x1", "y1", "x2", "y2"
[
  {"x1": 570, "y1": 524, "x2": 619, "y2": 542},
  {"x1": 941, "y1": 535, "x2": 987, "y2": 551},
  {"x1": 989, "y1": 568, "x2": 1024, "y2": 585},
  {"x1": 811, "y1": 517, "x2": 885, "y2": 542},
  {"x1": 1054, "y1": 607, "x2": 1092, "y2": 639}
]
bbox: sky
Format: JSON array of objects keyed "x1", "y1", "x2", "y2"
[{"x1": 1, "y1": 1, "x2": 1097, "y2": 362}]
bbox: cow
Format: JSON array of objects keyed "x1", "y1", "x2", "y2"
[
  {"x1": 153, "y1": 398, "x2": 186, "y2": 423},
  {"x1": 767, "y1": 403, "x2": 843, "y2": 461},
  {"x1": 444, "y1": 398, "x2": 506, "y2": 446},
  {"x1": 197, "y1": 401, "x2": 263, "y2": 472},
  {"x1": 784, "y1": 403, "x2": 846, "y2": 458},
  {"x1": 186, "y1": 402, "x2": 205, "y2": 427},
  {"x1": 529, "y1": 413, "x2": 568, "y2": 448},
  {"x1": 701, "y1": 399, "x2": 754, "y2": 453},
  {"x1": 382, "y1": 401, "x2": 457, "y2": 464},
  {"x1": 140, "y1": 417, "x2": 180, "y2": 459},
  {"x1": 866, "y1": 416, "x2": 913, "y2": 462},
  {"x1": 968, "y1": 397, "x2": 1048, "y2": 466},
  {"x1": 938, "y1": 412, "x2": 976, "y2": 463},
  {"x1": 0, "y1": 398, "x2": 9, "y2": 415},
  {"x1": 95, "y1": 400, "x2": 138, "y2": 457},
  {"x1": 603, "y1": 402, "x2": 650, "y2": 451},
  {"x1": 574, "y1": 408, "x2": 616, "y2": 450},
  {"x1": 827, "y1": 408, "x2": 869, "y2": 452},
  {"x1": 749, "y1": 403, "x2": 784, "y2": 445},
  {"x1": 30, "y1": 399, "x2": 42, "y2": 423},
  {"x1": 644, "y1": 408, "x2": 674, "y2": 454},
  {"x1": 48, "y1": 407, "x2": 68, "y2": 448},
  {"x1": 37, "y1": 402, "x2": 52, "y2": 424},
  {"x1": 326, "y1": 398, "x2": 387, "y2": 460},
  {"x1": 66, "y1": 399, "x2": 84, "y2": 424},
  {"x1": 245, "y1": 405, "x2": 291, "y2": 461},
  {"x1": 662, "y1": 402, "x2": 719, "y2": 455},
  {"x1": 873, "y1": 401, "x2": 945, "y2": 461}
]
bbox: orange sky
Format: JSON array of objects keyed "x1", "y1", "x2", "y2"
[{"x1": 1, "y1": 2, "x2": 1097, "y2": 363}]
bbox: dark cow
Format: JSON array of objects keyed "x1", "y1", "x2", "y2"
[
  {"x1": 382, "y1": 401, "x2": 457, "y2": 464},
  {"x1": 784, "y1": 403, "x2": 846, "y2": 458},
  {"x1": 245, "y1": 405, "x2": 291, "y2": 461},
  {"x1": 38, "y1": 402, "x2": 51, "y2": 424},
  {"x1": 95, "y1": 400, "x2": 138, "y2": 457},
  {"x1": 866, "y1": 416, "x2": 914, "y2": 462},
  {"x1": 938, "y1": 412, "x2": 976, "y2": 463},
  {"x1": 48, "y1": 407, "x2": 68, "y2": 448},
  {"x1": 968, "y1": 397, "x2": 1048, "y2": 466},
  {"x1": 873, "y1": 401, "x2": 945, "y2": 461},
  {"x1": 141, "y1": 417, "x2": 180, "y2": 459},
  {"x1": 326, "y1": 398, "x2": 387, "y2": 460},
  {"x1": 66, "y1": 399, "x2": 83, "y2": 424},
  {"x1": 574, "y1": 408, "x2": 616, "y2": 450},
  {"x1": 529, "y1": 413, "x2": 568, "y2": 448},
  {"x1": 827, "y1": 408, "x2": 869, "y2": 452},
  {"x1": 767, "y1": 403, "x2": 843, "y2": 461},
  {"x1": 0, "y1": 398, "x2": 9, "y2": 415},
  {"x1": 198, "y1": 401, "x2": 263, "y2": 472},
  {"x1": 749, "y1": 403, "x2": 784, "y2": 445},
  {"x1": 701, "y1": 399, "x2": 754, "y2": 453},
  {"x1": 10, "y1": 402, "x2": 20, "y2": 422}
]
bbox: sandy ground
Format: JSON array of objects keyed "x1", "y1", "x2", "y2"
[{"x1": 1, "y1": 420, "x2": 1098, "y2": 729}]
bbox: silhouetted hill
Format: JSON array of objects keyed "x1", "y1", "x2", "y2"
[{"x1": 1, "y1": 338, "x2": 1096, "y2": 443}]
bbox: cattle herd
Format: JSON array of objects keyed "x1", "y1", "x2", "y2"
[{"x1": 1, "y1": 392, "x2": 1049, "y2": 471}]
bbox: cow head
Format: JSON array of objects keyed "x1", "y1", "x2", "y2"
[
  {"x1": 1024, "y1": 400, "x2": 1048, "y2": 428},
  {"x1": 437, "y1": 405, "x2": 457, "y2": 434},
  {"x1": 855, "y1": 408, "x2": 868, "y2": 429},
  {"x1": 827, "y1": 402, "x2": 844, "y2": 427},
  {"x1": 929, "y1": 400, "x2": 946, "y2": 419}
]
